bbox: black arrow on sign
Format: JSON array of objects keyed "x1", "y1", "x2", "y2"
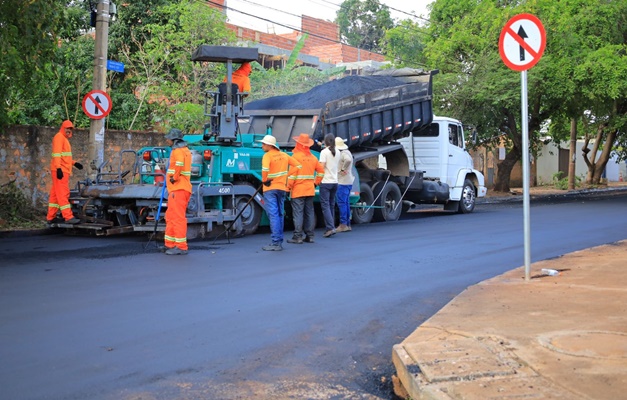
[
  {"x1": 94, "y1": 96, "x2": 102, "y2": 114},
  {"x1": 517, "y1": 25, "x2": 528, "y2": 61}
]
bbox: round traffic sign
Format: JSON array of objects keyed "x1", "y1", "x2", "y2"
[
  {"x1": 82, "y1": 90, "x2": 112, "y2": 119},
  {"x1": 499, "y1": 13, "x2": 546, "y2": 71}
]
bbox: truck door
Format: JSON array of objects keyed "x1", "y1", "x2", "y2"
[{"x1": 445, "y1": 123, "x2": 472, "y2": 187}]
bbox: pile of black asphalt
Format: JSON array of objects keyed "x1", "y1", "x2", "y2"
[{"x1": 246, "y1": 75, "x2": 405, "y2": 110}]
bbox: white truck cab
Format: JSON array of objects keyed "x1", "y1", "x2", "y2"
[{"x1": 380, "y1": 115, "x2": 487, "y2": 213}]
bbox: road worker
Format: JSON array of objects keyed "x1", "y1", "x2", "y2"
[
  {"x1": 226, "y1": 62, "x2": 252, "y2": 94},
  {"x1": 287, "y1": 133, "x2": 324, "y2": 244},
  {"x1": 163, "y1": 128, "x2": 192, "y2": 255},
  {"x1": 258, "y1": 135, "x2": 301, "y2": 251},
  {"x1": 47, "y1": 120, "x2": 82, "y2": 225}
]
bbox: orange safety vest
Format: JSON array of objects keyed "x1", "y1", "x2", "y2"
[
  {"x1": 50, "y1": 120, "x2": 75, "y2": 175},
  {"x1": 261, "y1": 148, "x2": 301, "y2": 192},
  {"x1": 288, "y1": 150, "x2": 324, "y2": 198},
  {"x1": 225, "y1": 63, "x2": 252, "y2": 93},
  {"x1": 166, "y1": 145, "x2": 192, "y2": 193}
]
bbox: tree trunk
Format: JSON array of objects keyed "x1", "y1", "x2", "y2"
[
  {"x1": 494, "y1": 148, "x2": 520, "y2": 192},
  {"x1": 591, "y1": 129, "x2": 617, "y2": 184},
  {"x1": 493, "y1": 108, "x2": 523, "y2": 192},
  {"x1": 568, "y1": 117, "x2": 577, "y2": 190}
]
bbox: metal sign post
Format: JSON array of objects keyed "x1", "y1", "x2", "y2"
[{"x1": 499, "y1": 13, "x2": 546, "y2": 281}]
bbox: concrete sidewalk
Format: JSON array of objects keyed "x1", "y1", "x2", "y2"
[{"x1": 392, "y1": 240, "x2": 627, "y2": 400}]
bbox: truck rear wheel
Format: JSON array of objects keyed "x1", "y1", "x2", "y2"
[
  {"x1": 458, "y1": 179, "x2": 476, "y2": 214},
  {"x1": 372, "y1": 181, "x2": 402, "y2": 222},
  {"x1": 352, "y1": 183, "x2": 374, "y2": 225}
]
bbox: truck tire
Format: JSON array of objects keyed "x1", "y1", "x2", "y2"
[
  {"x1": 457, "y1": 179, "x2": 476, "y2": 214},
  {"x1": 226, "y1": 183, "x2": 262, "y2": 235},
  {"x1": 352, "y1": 182, "x2": 375, "y2": 225},
  {"x1": 372, "y1": 181, "x2": 402, "y2": 222}
]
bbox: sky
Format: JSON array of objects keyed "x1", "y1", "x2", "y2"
[{"x1": 224, "y1": 0, "x2": 434, "y2": 35}]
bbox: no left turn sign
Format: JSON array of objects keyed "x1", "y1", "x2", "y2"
[
  {"x1": 82, "y1": 90, "x2": 112, "y2": 119},
  {"x1": 499, "y1": 13, "x2": 546, "y2": 71}
]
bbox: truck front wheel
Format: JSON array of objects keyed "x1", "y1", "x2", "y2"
[
  {"x1": 458, "y1": 179, "x2": 476, "y2": 214},
  {"x1": 372, "y1": 181, "x2": 402, "y2": 222},
  {"x1": 352, "y1": 183, "x2": 374, "y2": 224}
]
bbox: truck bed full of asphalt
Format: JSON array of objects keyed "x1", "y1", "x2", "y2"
[{"x1": 246, "y1": 75, "x2": 405, "y2": 110}]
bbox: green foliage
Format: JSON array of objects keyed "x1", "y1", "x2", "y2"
[
  {"x1": 384, "y1": 20, "x2": 427, "y2": 67},
  {"x1": 552, "y1": 171, "x2": 581, "y2": 190},
  {"x1": 118, "y1": 0, "x2": 234, "y2": 131},
  {"x1": 0, "y1": 181, "x2": 45, "y2": 229},
  {"x1": 336, "y1": 0, "x2": 394, "y2": 52},
  {"x1": 0, "y1": 0, "x2": 73, "y2": 127},
  {"x1": 418, "y1": 0, "x2": 627, "y2": 189}
]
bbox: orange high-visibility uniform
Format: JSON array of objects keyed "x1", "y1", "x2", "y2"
[
  {"x1": 287, "y1": 149, "x2": 324, "y2": 198},
  {"x1": 47, "y1": 120, "x2": 76, "y2": 221},
  {"x1": 261, "y1": 148, "x2": 301, "y2": 193},
  {"x1": 165, "y1": 145, "x2": 192, "y2": 251},
  {"x1": 225, "y1": 62, "x2": 252, "y2": 93}
]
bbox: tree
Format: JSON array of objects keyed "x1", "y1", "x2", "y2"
[
  {"x1": 419, "y1": 0, "x2": 627, "y2": 191},
  {"x1": 336, "y1": 0, "x2": 394, "y2": 53},
  {"x1": 0, "y1": 1, "x2": 71, "y2": 127},
  {"x1": 383, "y1": 19, "x2": 428, "y2": 67}
]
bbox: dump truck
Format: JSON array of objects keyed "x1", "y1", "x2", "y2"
[{"x1": 56, "y1": 45, "x2": 485, "y2": 238}]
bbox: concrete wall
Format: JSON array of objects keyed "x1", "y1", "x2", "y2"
[
  {"x1": 0, "y1": 125, "x2": 163, "y2": 208},
  {"x1": 536, "y1": 140, "x2": 624, "y2": 184}
]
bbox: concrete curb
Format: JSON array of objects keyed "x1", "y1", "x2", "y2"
[{"x1": 392, "y1": 240, "x2": 627, "y2": 400}]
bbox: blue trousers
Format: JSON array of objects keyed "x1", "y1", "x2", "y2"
[
  {"x1": 264, "y1": 189, "x2": 285, "y2": 244},
  {"x1": 336, "y1": 184, "x2": 352, "y2": 226}
]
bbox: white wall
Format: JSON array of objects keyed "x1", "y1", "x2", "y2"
[{"x1": 536, "y1": 140, "x2": 624, "y2": 184}]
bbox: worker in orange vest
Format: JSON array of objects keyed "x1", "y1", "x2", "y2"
[
  {"x1": 227, "y1": 62, "x2": 252, "y2": 94},
  {"x1": 163, "y1": 128, "x2": 192, "y2": 255},
  {"x1": 287, "y1": 133, "x2": 324, "y2": 244},
  {"x1": 258, "y1": 135, "x2": 301, "y2": 251},
  {"x1": 47, "y1": 120, "x2": 82, "y2": 225}
]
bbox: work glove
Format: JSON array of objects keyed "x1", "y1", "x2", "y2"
[
  {"x1": 263, "y1": 180, "x2": 272, "y2": 187},
  {"x1": 56, "y1": 168, "x2": 63, "y2": 179},
  {"x1": 73, "y1": 162, "x2": 83, "y2": 170},
  {"x1": 169, "y1": 176, "x2": 176, "y2": 184}
]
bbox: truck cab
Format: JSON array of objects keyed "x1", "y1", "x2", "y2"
[{"x1": 382, "y1": 115, "x2": 487, "y2": 213}]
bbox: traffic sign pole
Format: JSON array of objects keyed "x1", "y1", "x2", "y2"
[
  {"x1": 499, "y1": 13, "x2": 546, "y2": 282},
  {"x1": 521, "y1": 70, "x2": 532, "y2": 281}
]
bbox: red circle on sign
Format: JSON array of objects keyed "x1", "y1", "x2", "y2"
[
  {"x1": 82, "y1": 90, "x2": 112, "y2": 119},
  {"x1": 499, "y1": 13, "x2": 546, "y2": 71}
]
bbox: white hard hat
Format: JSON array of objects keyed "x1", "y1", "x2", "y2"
[{"x1": 258, "y1": 135, "x2": 279, "y2": 149}]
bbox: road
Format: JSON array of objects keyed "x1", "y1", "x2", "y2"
[{"x1": 1, "y1": 192, "x2": 626, "y2": 400}]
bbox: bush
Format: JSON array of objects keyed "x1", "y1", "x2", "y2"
[
  {"x1": 0, "y1": 181, "x2": 45, "y2": 230},
  {"x1": 552, "y1": 171, "x2": 581, "y2": 190}
]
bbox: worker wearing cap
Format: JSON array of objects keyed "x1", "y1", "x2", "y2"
[
  {"x1": 47, "y1": 120, "x2": 83, "y2": 225},
  {"x1": 287, "y1": 133, "x2": 324, "y2": 244},
  {"x1": 258, "y1": 135, "x2": 301, "y2": 251},
  {"x1": 163, "y1": 128, "x2": 192, "y2": 255},
  {"x1": 227, "y1": 62, "x2": 252, "y2": 94}
]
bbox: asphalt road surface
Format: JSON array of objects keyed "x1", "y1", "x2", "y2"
[{"x1": 1, "y1": 192, "x2": 626, "y2": 400}]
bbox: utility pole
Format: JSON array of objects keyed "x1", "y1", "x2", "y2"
[{"x1": 88, "y1": 0, "x2": 111, "y2": 178}]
